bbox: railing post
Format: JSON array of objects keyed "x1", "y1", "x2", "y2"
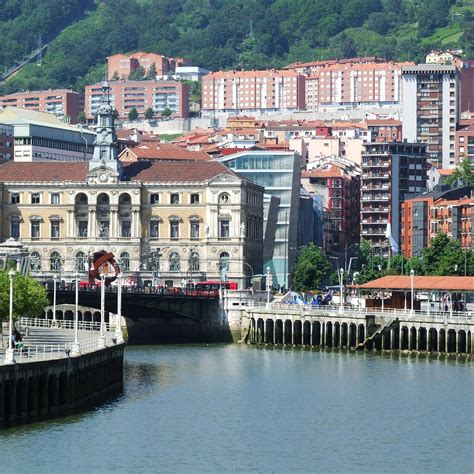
[{"x1": 99, "y1": 274, "x2": 106, "y2": 349}]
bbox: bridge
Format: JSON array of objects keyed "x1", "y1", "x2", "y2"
[{"x1": 243, "y1": 303, "x2": 474, "y2": 355}]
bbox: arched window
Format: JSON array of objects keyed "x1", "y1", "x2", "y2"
[
  {"x1": 169, "y1": 252, "x2": 180, "y2": 272},
  {"x1": 219, "y1": 252, "x2": 230, "y2": 271},
  {"x1": 75, "y1": 193, "x2": 88, "y2": 205},
  {"x1": 119, "y1": 252, "x2": 130, "y2": 271},
  {"x1": 50, "y1": 251, "x2": 63, "y2": 272},
  {"x1": 219, "y1": 193, "x2": 230, "y2": 203},
  {"x1": 97, "y1": 193, "x2": 110, "y2": 205},
  {"x1": 119, "y1": 193, "x2": 131, "y2": 205},
  {"x1": 75, "y1": 252, "x2": 86, "y2": 272},
  {"x1": 189, "y1": 252, "x2": 200, "y2": 272},
  {"x1": 30, "y1": 251, "x2": 42, "y2": 271}
]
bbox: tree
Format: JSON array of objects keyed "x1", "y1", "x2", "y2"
[
  {"x1": 291, "y1": 243, "x2": 332, "y2": 292},
  {"x1": 129, "y1": 66, "x2": 145, "y2": 81},
  {"x1": 146, "y1": 63, "x2": 157, "y2": 80},
  {"x1": 111, "y1": 70, "x2": 120, "y2": 81},
  {"x1": 161, "y1": 107, "x2": 172, "y2": 119},
  {"x1": 445, "y1": 158, "x2": 474, "y2": 187},
  {"x1": 0, "y1": 271, "x2": 49, "y2": 321},
  {"x1": 128, "y1": 107, "x2": 138, "y2": 121},
  {"x1": 144, "y1": 107, "x2": 154, "y2": 120},
  {"x1": 77, "y1": 111, "x2": 86, "y2": 124}
]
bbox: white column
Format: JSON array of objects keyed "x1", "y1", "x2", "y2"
[
  {"x1": 52, "y1": 274, "x2": 57, "y2": 324},
  {"x1": 99, "y1": 273, "x2": 106, "y2": 348},
  {"x1": 72, "y1": 272, "x2": 80, "y2": 356},
  {"x1": 5, "y1": 269, "x2": 16, "y2": 364}
]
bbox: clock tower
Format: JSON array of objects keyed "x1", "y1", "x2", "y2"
[{"x1": 88, "y1": 81, "x2": 122, "y2": 180}]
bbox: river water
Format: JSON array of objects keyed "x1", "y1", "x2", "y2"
[{"x1": 1, "y1": 345, "x2": 473, "y2": 473}]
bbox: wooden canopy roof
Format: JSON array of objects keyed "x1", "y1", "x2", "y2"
[{"x1": 357, "y1": 275, "x2": 474, "y2": 292}]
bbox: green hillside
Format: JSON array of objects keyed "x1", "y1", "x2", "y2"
[{"x1": 1, "y1": 0, "x2": 473, "y2": 95}]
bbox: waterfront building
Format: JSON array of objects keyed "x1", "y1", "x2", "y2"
[
  {"x1": 0, "y1": 107, "x2": 95, "y2": 162},
  {"x1": 85, "y1": 80, "x2": 189, "y2": 120},
  {"x1": 401, "y1": 186, "x2": 474, "y2": 258},
  {"x1": 402, "y1": 64, "x2": 460, "y2": 169},
  {"x1": 0, "y1": 89, "x2": 84, "y2": 123},
  {"x1": 0, "y1": 83, "x2": 264, "y2": 288},
  {"x1": 360, "y1": 141, "x2": 427, "y2": 255},
  {"x1": 217, "y1": 150, "x2": 300, "y2": 288},
  {"x1": 201, "y1": 70, "x2": 306, "y2": 115}
]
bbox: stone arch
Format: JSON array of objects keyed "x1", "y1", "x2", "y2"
[
  {"x1": 275, "y1": 319, "x2": 283, "y2": 344},
  {"x1": 265, "y1": 319, "x2": 274, "y2": 344},
  {"x1": 439, "y1": 329, "x2": 446, "y2": 353},
  {"x1": 349, "y1": 323, "x2": 357, "y2": 348},
  {"x1": 418, "y1": 327, "x2": 427, "y2": 351},
  {"x1": 341, "y1": 323, "x2": 348, "y2": 348},
  {"x1": 312, "y1": 321, "x2": 321, "y2": 346},
  {"x1": 447, "y1": 329, "x2": 456, "y2": 353},
  {"x1": 358, "y1": 324, "x2": 365, "y2": 346},
  {"x1": 84, "y1": 311, "x2": 92, "y2": 322},
  {"x1": 284, "y1": 319, "x2": 292, "y2": 345},
  {"x1": 256, "y1": 318, "x2": 264, "y2": 344},
  {"x1": 468, "y1": 331, "x2": 472, "y2": 354},
  {"x1": 293, "y1": 320, "x2": 302, "y2": 345},
  {"x1": 458, "y1": 330, "x2": 467, "y2": 354},
  {"x1": 97, "y1": 192, "x2": 110, "y2": 205},
  {"x1": 64, "y1": 310, "x2": 73, "y2": 321},
  {"x1": 75, "y1": 193, "x2": 88, "y2": 205},
  {"x1": 373, "y1": 333, "x2": 382, "y2": 351},
  {"x1": 303, "y1": 321, "x2": 311, "y2": 345},
  {"x1": 410, "y1": 327, "x2": 417, "y2": 351},
  {"x1": 428, "y1": 328, "x2": 438, "y2": 352},
  {"x1": 119, "y1": 192, "x2": 132, "y2": 205},
  {"x1": 93, "y1": 312, "x2": 101, "y2": 324},
  {"x1": 334, "y1": 322, "x2": 341, "y2": 348},
  {"x1": 401, "y1": 326, "x2": 409, "y2": 350},
  {"x1": 326, "y1": 322, "x2": 333, "y2": 347},
  {"x1": 382, "y1": 329, "x2": 391, "y2": 350}
]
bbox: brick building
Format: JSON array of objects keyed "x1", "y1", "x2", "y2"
[
  {"x1": 0, "y1": 89, "x2": 84, "y2": 123},
  {"x1": 455, "y1": 123, "x2": 474, "y2": 164},
  {"x1": 107, "y1": 52, "x2": 187, "y2": 80},
  {"x1": 85, "y1": 80, "x2": 189, "y2": 119},
  {"x1": 367, "y1": 119, "x2": 402, "y2": 142},
  {"x1": 401, "y1": 186, "x2": 474, "y2": 257},
  {"x1": 0, "y1": 123, "x2": 13, "y2": 160},
  {"x1": 201, "y1": 70, "x2": 305, "y2": 115}
]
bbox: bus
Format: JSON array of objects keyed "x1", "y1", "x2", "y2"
[{"x1": 190, "y1": 280, "x2": 237, "y2": 296}]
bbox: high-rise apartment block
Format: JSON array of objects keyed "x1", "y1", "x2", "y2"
[
  {"x1": 85, "y1": 80, "x2": 189, "y2": 119},
  {"x1": 455, "y1": 123, "x2": 474, "y2": 164},
  {"x1": 360, "y1": 142, "x2": 427, "y2": 255},
  {"x1": 402, "y1": 64, "x2": 460, "y2": 169},
  {"x1": 0, "y1": 89, "x2": 84, "y2": 123},
  {"x1": 285, "y1": 57, "x2": 413, "y2": 111},
  {"x1": 107, "y1": 52, "x2": 188, "y2": 80},
  {"x1": 201, "y1": 70, "x2": 305, "y2": 115}
]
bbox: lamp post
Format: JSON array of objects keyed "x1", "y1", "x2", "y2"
[
  {"x1": 52, "y1": 273, "x2": 58, "y2": 326},
  {"x1": 243, "y1": 262, "x2": 254, "y2": 290},
  {"x1": 266, "y1": 266, "x2": 271, "y2": 309},
  {"x1": 410, "y1": 269, "x2": 415, "y2": 316},
  {"x1": 5, "y1": 268, "x2": 16, "y2": 364},
  {"x1": 115, "y1": 274, "x2": 124, "y2": 344},
  {"x1": 72, "y1": 272, "x2": 80, "y2": 356},
  {"x1": 99, "y1": 273, "x2": 106, "y2": 348},
  {"x1": 338, "y1": 268, "x2": 344, "y2": 315}
]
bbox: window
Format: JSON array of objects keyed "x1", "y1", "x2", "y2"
[
  {"x1": 170, "y1": 193, "x2": 180, "y2": 204},
  {"x1": 169, "y1": 252, "x2": 180, "y2": 271},
  {"x1": 188, "y1": 252, "x2": 200, "y2": 272},
  {"x1": 190, "y1": 221, "x2": 200, "y2": 239},
  {"x1": 119, "y1": 252, "x2": 130, "y2": 271},
  {"x1": 51, "y1": 220, "x2": 60, "y2": 239},
  {"x1": 51, "y1": 193, "x2": 60, "y2": 204},
  {"x1": 190, "y1": 193, "x2": 200, "y2": 204},
  {"x1": 150, "y1": 193, "x2": 160, "y2": 204},
  {"x1": 170, "y1": 220, "x2": 179, "y2": 239},
  {"x1": 219, "y1": 252, "x2": 230, "y2": 272},
  {"x1": 121, "y1": 221, "x2": 131, "y2": 237},
  {"x1": 150, "y1": 220, "x2": 159, "y2": 238},
  {"x1": 50, "y1": 252, "x2": 62, "y2": 271},
  {"x1": 75, "y1": 252, "x2": 86, "y2": 272},
  {"x1": 76, "y1": 193, "x2": 88, "y2": 205},
  {"x1": 30, "y1": 252, "x2": 41, "y2": 271},
  {"x1": 78, "y1": 221, "x2": 88, "y2": 238},
  {"x1": 10, "y1": 217, "x2": 20, "y2": 239},
  {"x1": 99, "y1": 221, "x2": 110, "y2": 238},
  {"x1": 219, "y1": 219, "x2": 230, "y2": 238},
  {"x1": 219, "y1": 193, "x2": 230, "y2": 203},
  {"x1": 31, "y1": 193, "x2": 40, "y2": 204},
  {"x1": 31, "y1": 220, "x2": 40, "y2": 239},
  {"x1": 119, "y1": 193, "x2": 131, "y2": 204},
  {"x1": 11, "y1": 193, "x2": 20, "y2": 204}
]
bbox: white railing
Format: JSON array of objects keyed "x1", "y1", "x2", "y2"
[
  {"x1": 245, "y1": 302, "x2": 474, "y2": 323},
  {"x1": 19, "y1": 317, "x2": 110, "y2": 332},
  {"x1": 15, "y1": 344, "x2": 67, "y2": 362},
  {"x1": 71, "y1": 335, "x2": 116, "y2": 355}
]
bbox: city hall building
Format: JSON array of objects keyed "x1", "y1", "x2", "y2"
[{"x1": 0, "y1": 83, "x2": 264, "y2": 288}]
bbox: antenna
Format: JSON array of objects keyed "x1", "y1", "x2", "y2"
[{"x1": 37, "y1": 34, "x2": 42, "y2": 66}]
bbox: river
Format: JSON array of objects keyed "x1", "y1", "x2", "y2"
[{"x1": 0, "y1": 345, "x2": 472, "y2": 473}]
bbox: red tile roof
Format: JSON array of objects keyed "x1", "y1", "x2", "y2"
[
  {"x1": 0, "y1": 161, "x2": 88, "y2": 181},
  {"x1": 358, "y1": 275, "x2": 474, "y2": 292},
  {"x1": 119, "y1": 143, "x2": 211, "y2": 161}
]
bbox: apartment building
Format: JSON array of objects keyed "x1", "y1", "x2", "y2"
[
  {"x1": 0, "y1": 89, "x2": 84, "y2": 123},
  {"x1": 301, "y1": 157, "x2": 360, "y2": 254},
  {"x1": 367, "y1": 119, "x2": 402, "y2": 142},
  {"x1": 402, "y1": 64, "x2": 460, "y2": 169},
  {"x1": 455, "y1": 123, "x2": 474, "y2": 163},
  {"x1": 0, "y1": 123, "x2": 13, "y2": 160},
  {"x1": 285, "y1": 57, "x2": 413, "y2": 111},
  {"x1": 360, "y1": 142, "x2": 427, "y2": 255},
  {"x1": 401, "y1": 186, "x2": 474, "y2": 258},
  {"x1": 201, "y1": 70, "x2": 305, "y2": 115},
  {"x1": 107, "y1": 52, "x2": 188, "y2": 80},
  {"x1": 85, "y1": 80, "x2": 189, "y2": 119}
]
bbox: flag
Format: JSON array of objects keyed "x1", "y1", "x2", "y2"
[{"x1": 385, "y1": 211, "x2": 399, "y2": 254}]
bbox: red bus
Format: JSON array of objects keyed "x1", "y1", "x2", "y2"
[{"x1": 189, "y1": 280, "x2": 237, "y2": 297}]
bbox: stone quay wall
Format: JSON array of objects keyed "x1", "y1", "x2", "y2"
[{"x1": 0, "y1": 344, "x2": 124, "y2": 428}]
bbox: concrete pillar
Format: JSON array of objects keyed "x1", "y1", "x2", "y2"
[
  {"x1": 262, "y1": 319, "x2": 266, "y2": 344},
  {"x1": 291, "y1": 321, "x2": 295, "y2": 345},
  {"x1": 310, "y1": 321, "x2": 313, "y2": 346},
  {"x1": 273, "y1": 320, "x2": 276, "y2": 345},
  {"x1": 456, "y1": 331, "x2": 459, "y2": 353}
]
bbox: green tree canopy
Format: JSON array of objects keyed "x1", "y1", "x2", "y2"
[
  {"x1": 161, "y1": 107, "x2": 172, "y2": 118},
  {"x1": 291, "y1": 243, "x2": 332, "y2": 292},
  {"x1": 144, "y1": 107, "x2": 154, "y2": 120},
  {"x1": 0, "y1": 271, "x2": 49, "y2": 321},
  {"x1": 146, "y1": 63, "x2": 157, "y2": 80},
  {"x1": 127, "y1": 107, "x2": 138, "y2": 121},
  {"x1": 129, "y1": 66, "x2": 145, "y2": 81},
  {"x1": 445, "y1": 158, "x2": 474, "y2": 187}
]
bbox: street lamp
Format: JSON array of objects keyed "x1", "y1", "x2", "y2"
[
  {"x1": 243, "y1": 262, "x2": 254, "y2": 289},
  {"x1": 52, "y1": 273, "x2": 58, "y2": 326},
  {"x1": 115, "y1": 274, "x2": 124, "y2": 344},
  {"x1": 99, "y1": 273, "x2": 106, "y2": 348},
  {"x1": 410, "y1": 269, "x2": 415, "y2": 316},
  {"x1": 5, "y1": 268, "x2": 16, "y2": 364},
  {"x1": 72, "y1": 272, "x2": 80, "y2": 356},
  {"x1": 266, "y1": 266, "x2": 272, "y2": 309},
  {"x1": 338, "y1": 268, "x2": 344, "y2": 314}
]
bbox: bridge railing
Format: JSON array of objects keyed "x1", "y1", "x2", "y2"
[
  {"x1": 19, "y1": 317, "x2": 110, "y2": 332},
  {"x1": 15, "y1": 344, "x2": 67, "y2": 362},
  {"x1": 246, "y1": 302, "x2": 474, "y2": 322}
]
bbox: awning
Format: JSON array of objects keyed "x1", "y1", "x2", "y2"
[{"x1": 356, "y1": 275, "x2": 474, "y2": 292}]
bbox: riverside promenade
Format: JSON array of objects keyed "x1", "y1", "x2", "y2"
[
  {"x1": 0, "y1": 318, "x2": 124, "y2": 427},
  {"x1": 243, "y1": 303, "x2": 474, "y2": 355}
]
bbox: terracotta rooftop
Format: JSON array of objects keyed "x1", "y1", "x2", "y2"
[
  {"x1": 0, "y1": 161, "x2": 88, "y2": 181},
  {"x1": 119, "y1": 143, "x2": 211, "y2": 161},
  {"x1": 367, "y1": 119, "x2": 402, "y2": 126},
  {"x1": 358, "y1": 275, "x2": 474, "y2": 292}
]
